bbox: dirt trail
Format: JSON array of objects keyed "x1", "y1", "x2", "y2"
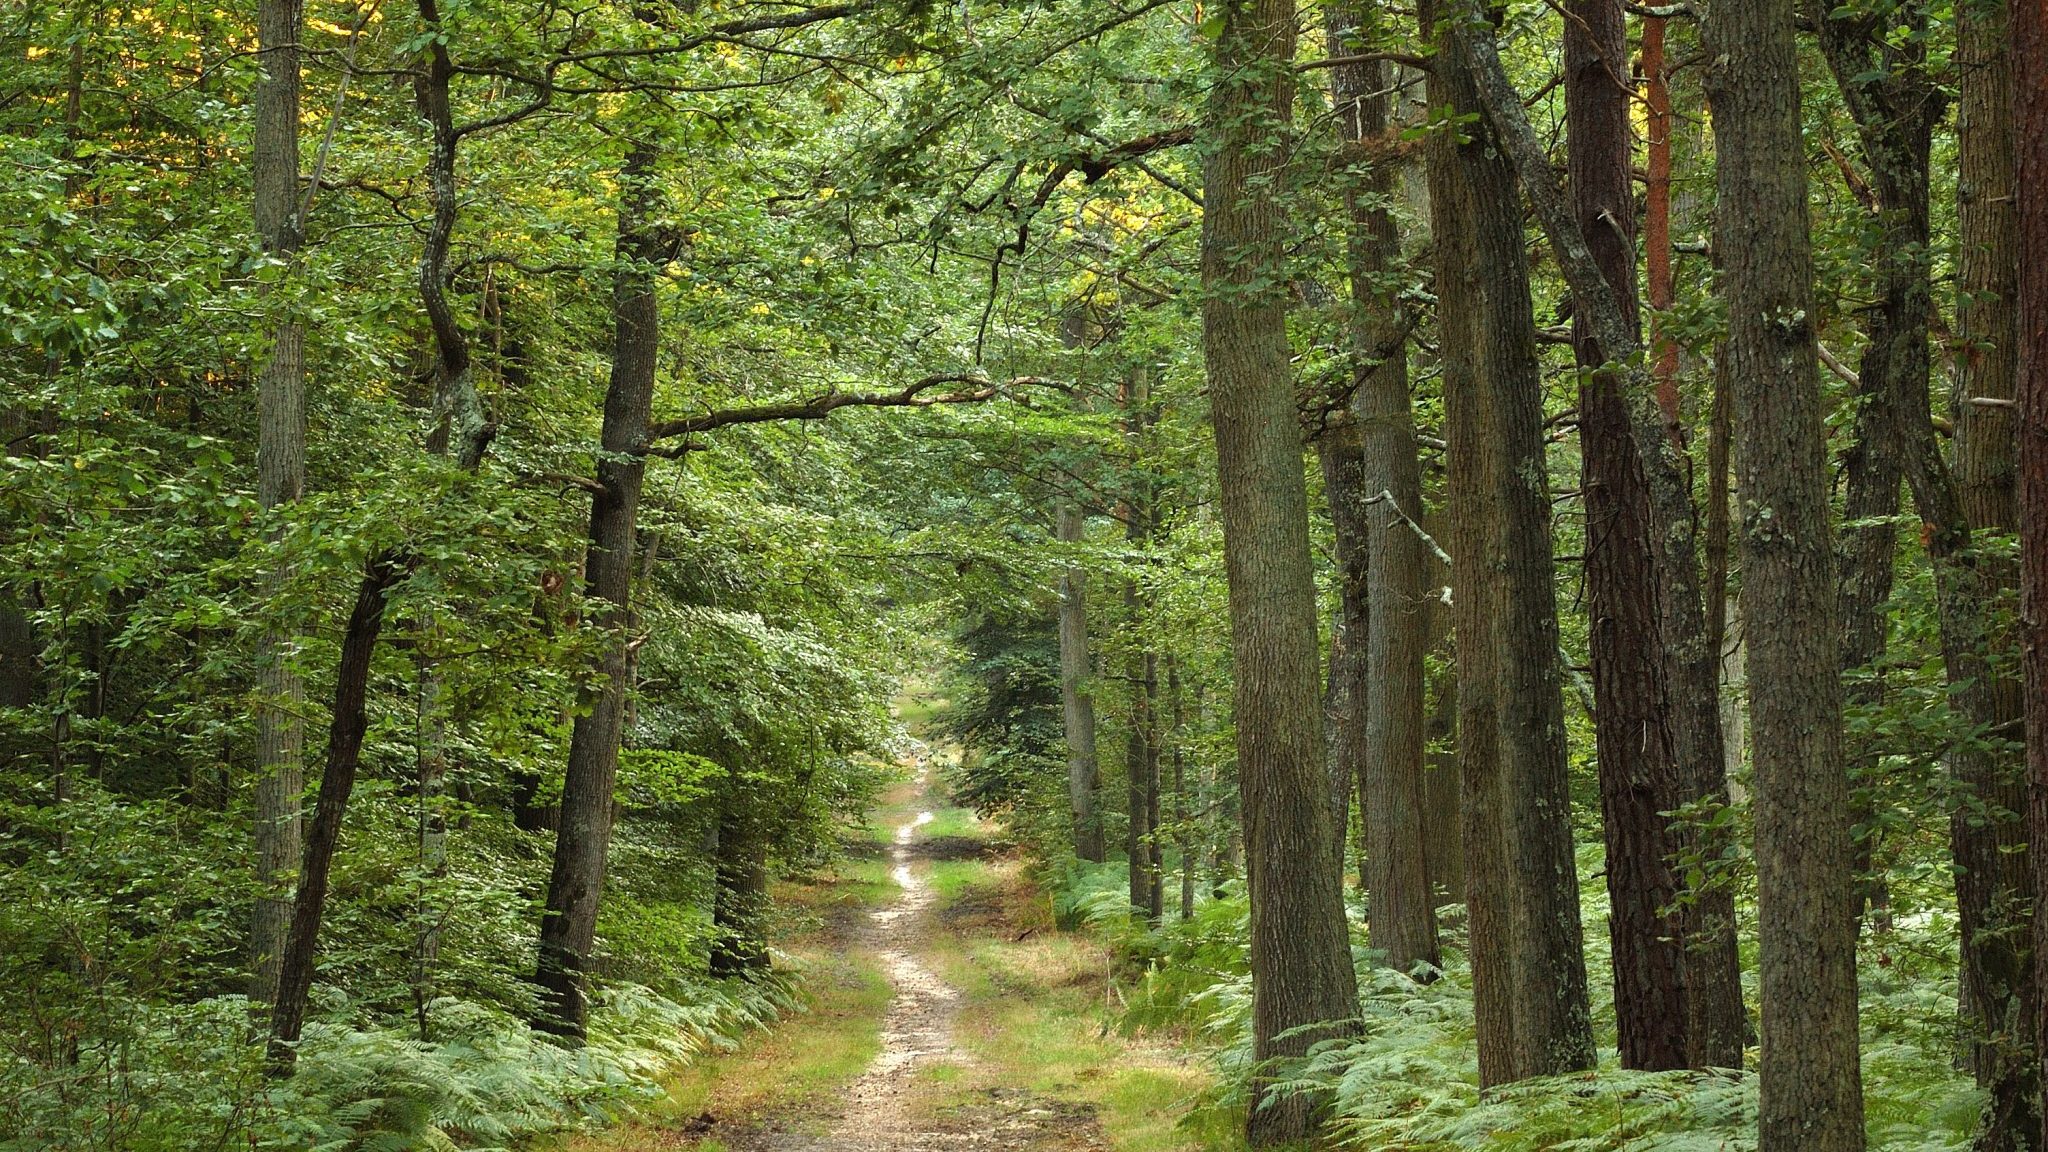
[
  {"x1": 825, "y1": 767, "x2": 968, "y2": 1149},
  {"x1": 720, "y1": 756, "x2": 1105, "y2": 1152}
]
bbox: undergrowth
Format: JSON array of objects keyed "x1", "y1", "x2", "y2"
[
  {"x1": 1044, "y1": 856, "x2": 1987, "y2": 1151},
  {"x1": 1, "y1": 976, "x2": 801, "y2": 1152}
]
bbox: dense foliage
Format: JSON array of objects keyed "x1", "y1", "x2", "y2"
[{"x1": 3, "y1": 0, "x2": 2046, "y2": 1147}]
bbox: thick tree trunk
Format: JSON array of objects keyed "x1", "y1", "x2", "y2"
[
  {"x1": 249, "y1": 0, "x2": 306, "y2": 1010},
  {"x1": 1454, "y1": 8, "x2": 1746, "y2": 1070},
  {"x1": 1703, "y1": 0, "x2": 1865, "y2": 1142},
  {"x1": 1056, "y1": 506, "x2": 1105, "y2": 862},
  {"x1": 1955, "y1": 10, "x2": 2037, "y2": 1146},
  {"x1": 1420, "y1": 0, "x2": 1515, "y2": 1082},
  {"x1": 1437, "y1": 6, "x2": 1596, "y2": 1082},
  {"x1": 1564, "y1": 0, "x2": 1688, "y2": 1072},
  {"x1": 1201, "y1": 0, "x2": 1360, "y2": 1139},
  {"x1": 534, "y1": 141, "x2": 661, "y2": 1039},
  {"x1": 1822, "y1": 21, "x2": 2037, "y2": 1142},
  {"x1": 2021, "y1": 12, "x2": 2048, "y2": 1152}
]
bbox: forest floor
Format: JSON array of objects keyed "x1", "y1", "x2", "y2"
[{"x1": 572, "y1": 722, "x2": 1217, "y2": 1152}]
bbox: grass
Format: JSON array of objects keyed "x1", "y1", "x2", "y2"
[
  {"x1": 920, "y1": 858, "x2": 1236, "y2": 1152},
  {"x1": 921, "y1": 805, "x2": 984, "y2": 841},
  {"x1": 563, "y1": 841, "x2": 898, "y2": 1152},
  {"x1": 566, "y1": 946, "x2": 890, "y2": 1150}
]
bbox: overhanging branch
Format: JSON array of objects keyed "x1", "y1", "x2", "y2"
[{"x1": 642, "y1": 373, "x2": 1057, "y2": 449}]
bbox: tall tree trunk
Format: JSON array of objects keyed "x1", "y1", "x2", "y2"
[
  {"x1": 1453, "y1": 3, "x2": 1749, "y2": 1071},
  {"x1": 1703, "y1": 0, "x2": 1864, "y2": 1141},
  {"x1": 1316, "y1": 419, "x2": 1369, "y2": 880},
  {"x1": 1056, "y1": 505, "x2": 1105, "y2": 862},
  {"x1": 1564, "y1": 0, "x2": 1688, "y2": 1072},
  {"x1": 1327, "y1": 0, "x2": 1437, "y2": 975},
  {"x1": 1201, "y1": 0, "x2": 1360, "y2": 1139},
  {"x1": 2019, "y1": 11, "x2": 2048, "y2": 1152},
  {"x1": 1957, "y1": 9, "x2": 2037, "y2": 1144},
  {"x1": 1822, "y1": 21, "x2": 2036, "y2": 1143},
  {"x1": 1436, "y1": 4, "x2": 1597, "y2": 1081},
  {"x1": 535, "y1": 139, "x2": 662, "y2": 1039},
  {"x1": 1420, "y1": 0, "x2": 1515, "y2": 1082},
  {"x1": 266, "y1": 8, "x2": 495, "y2": 1063},
  {"x1": 249, "y1": 0, "x2": 306, "y2": 1010}
]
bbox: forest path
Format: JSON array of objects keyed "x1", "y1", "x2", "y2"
[
  {"x1": 674, "y1": 746, "x2": 1118, "y2": 1152},
  {"x1": 582, "y1": 706, "x2": 1212, "y2": 1152}
]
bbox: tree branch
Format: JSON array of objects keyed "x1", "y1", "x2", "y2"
[{"x1": 643, "y1": 374, "x2": 1056, "y2": 446}]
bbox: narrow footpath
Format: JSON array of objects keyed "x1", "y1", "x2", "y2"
[{"x1": 587, "y1": 726, "x2": 1215, "y2": 1152}]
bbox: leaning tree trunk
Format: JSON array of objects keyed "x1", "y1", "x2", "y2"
[
  {"x1": 1201, "y1": 0, "x2": 1360, "y2": 1140},
  {"x1": 249, "y1": 0, "x2": 306, "y2": 1011},
  {"x1": 1454, "y1": 5, "x2": 1744, "y2": 1069},
  {"x1": 266, "y1": 555, "x2": 402, "y2": 1068},
  {"x1": 1704, "y1": 0, "x2": 1865, "y2": 1142},
  {"x1": 1056, "y1": 506, "x2": 1105, "y2": 862},
  {"x1": 1326, "y1": 0, "x2": 1437, "y2": 976},
  {"x1": 534, "y1": 139, "x2": 662, "y2": 1039}
]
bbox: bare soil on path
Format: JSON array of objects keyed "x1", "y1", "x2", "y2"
[{"x1": 712, "y1": 761, "x2": 1110, "y2": 1152}]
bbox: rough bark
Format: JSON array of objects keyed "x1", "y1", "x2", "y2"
[
  {"x1": 1956, "y1": 6, "x2": 2037, "y2": 1140},
  {"x1": 534, "y1": 140, "x2": 662, "y2": 1039},
  {"x1": 1327, "y1": 0, "x2": 1437, "y2": 975},
  {"x1": 1823, "y1": 19, "x2": 2036, "y2": 1142},
  {"x1": 1454, "y1": 6, "x2": 1745, "y2": 1071},
  {"x1": 1703, "y1": 0, "x2": 1865, "y2": 1142},
  {"x1": 1201, "y1": 0, "x2": 1360, "y2": 1138},
  {"x1": 1563, "y1": 0, "x2": 1688, "y2": 1071},
  {"x1": 2021, "y1": 11, "x2": 2048, "y2": 1152},
  {"x1": 249, "y1": 0, "x2": 306, "y2": 1010},
  {"x1": 1442, "y1": 9, "x2": 1597, "y2": 1082},
  {"x1": 1420, "y1": 0, "x2": 1514, "y2": 1082},
  {"x1": 1056, "y1": 506, "x2": 1106, "y2": 862}
]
